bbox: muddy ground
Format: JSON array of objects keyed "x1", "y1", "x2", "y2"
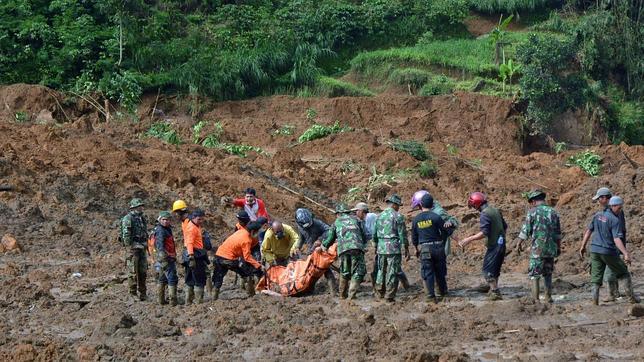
[{"x1": 0, "y1": 84, "x2": 643, "y2": 361}]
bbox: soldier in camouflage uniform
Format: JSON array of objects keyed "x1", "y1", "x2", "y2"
[
  {"x1": 323, "y1": 203, "x2": 367, "y2": 300},
  {"x1": 373, "y1": 194, "x2": 409, "y2": 302},
  {"x1": 515, "y1": 190, "x2": 562, "y2": 303},
  {"x1": 120, "y1": 198, "x2": 149, "y2": 301}
]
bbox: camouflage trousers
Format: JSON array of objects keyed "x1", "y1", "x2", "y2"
[
  {"x1": 528, "y1": 257, "x2": 554, "y2": 279},
  {"x1": 375, "y1": 254, "x2": 401, "y2": 300},
  {"x1": 126, "y1": 249, "x2": 148, "y2": 295},
  {"x1": 339, "y1": 250, "x2": 366, "y2": 282}
]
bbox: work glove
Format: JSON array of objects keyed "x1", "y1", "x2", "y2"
[{"x1": 188, "y1": 255, "x2": 196, "y2": 269}]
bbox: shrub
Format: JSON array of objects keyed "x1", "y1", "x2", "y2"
[
  {"x1": 14, "y1": 111, "x2": 29, "y2": 123},
  {"x1": 272, "y1": 125, "x2": 295, "y2": 136},
  {"x1": 388, "y1": 68, "x2": 432, "y2": 89},
  {"x1": 389, "y1": 140, "x2": 429, "y2": 161},
  {"x1": 144, "y1": 122, "x2": 182, "y2": 145},
  {"x1": 298, "y1": 121, "x2": 352, "y2": 143},
  {"x1": 418, "y1": 160, "x2": 438, "y2": 178},
  {"x1": 419, "y1": 75, "x2": 456, "y2": 96},
  {"x1": 315, "y1": 76, "x2": 375, "y2": 97},
  {"x1": 469, "y1": 0, "x2": 553, "y2": 13},
  {"x1": 607, "y1": 101, "x2": 644, "y2": 145},
  {"x1": 566, "y1": 150, "x2": 602, "y2": 176}
]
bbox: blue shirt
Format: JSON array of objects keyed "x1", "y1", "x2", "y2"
[
  {"x1": 589, "y1": 209, "x2": 624, "y2": 256},
  {"x1": 364, "y1": 212, "x2": 378, "y2": 241}
]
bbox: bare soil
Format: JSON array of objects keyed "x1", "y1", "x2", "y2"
[{"x1": 1, "y1": 85, "x2": 642, "y2": 361}]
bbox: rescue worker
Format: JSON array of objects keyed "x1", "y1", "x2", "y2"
[
  {"x1": 120, "y1": 198, "x2": 148, "y2": 301},
  {"x1": 458, "y1": 192, "x2": 507, "y2": 301},
  {"x1": 515, "y1": 190, "x2": 562, "y2": 303},
  {"x1": 373, "y1": 194, "x2": 410, "y2": 302},
  {"x1": 411, "y1": 194, "x2": 450, "y2": 303},
  {"x1": 213, "y1": 221, "x2": 264, "y2": 300},
  {"x1": 294, "y1": 208, "x2": 338, "y2": 296},
  {"x1": 183, "y1": 209, "x2": 210, "y2": 304},
  {"x1": 261, "y1": 221, "x2": 300, "y2": 266},
  {"x1": 579, "y1": 196, "x2": 639, "y2": 305},
  {"x1": 410, "y1": 190, "x2": 457, "y2": 296},
  {"x1": 154, "y1": 211, "x2": 178, "y2": 306},
  {"x1": 354, "y1": 202, "x2": 410, "y2": 292},
  {"x1": 235, "y1": 210, "x2": 251, "y2": 231},
  {"x1": 578, "y1": 187, "x2": 628, "y2": 302},
  {"x1": 322, "y1": 203, "x2": 367, "y2": 300},
  {"x1": 223, "y1": 187, "x2": 269, "y2": 221}
]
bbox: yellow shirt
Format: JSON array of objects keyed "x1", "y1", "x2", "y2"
[{"x1": 261, "y1": 223, "x2": 300, "y2": 263}]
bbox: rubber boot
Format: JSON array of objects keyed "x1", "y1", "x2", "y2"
[
  {"x1": 245, "y1": 277, "x2": 256, "y2": 297},
  {"x1": 168, "y1": 286, "x2": 178, "y2": 306},
  {"x1": 348, "y1": 280, "x2": 359, "y2": 300},
  {"x1": 487, "y1": 289, "x2": 502, "y2": 301},
  {"x1": 206, "y1": 278, "x2": 213, "y2": 298},
  {"x1": 328, "y1": 276, "x2": 338, "y2": 297},
  {"x1": 591, "y1": 284, "x2": 600, "y2": 306},
  {"x1": 339, "y1": 278, "x2": 349, "y2": 299},
  {"x1": 129, "y1": 279, "x2": 138, "y2": 297},
  {"x1": 138, "y1": 274, "x2": 147, "y2": 301},
  {"x1": 544, "y1": 275, "x2": 553, "y2": 304},
  {"x1": 212, "y1": 287, "x2": 220, "y2": 301},
  {"x1": 194, "y1": 287, "x2": 204, "y2": 304},
  {"x1": 157, "y1": 283, "x2": 167, "y2": 305},
  {"x1": 185, "y1": 286, "x2": 194, "y2": 305},
  {"x1": 531, "y1": 279, "x2": 540, "y2": 302},
  {"x1": 399, "y1": 273, "x2": 410, "y2": 291},
  {"x1": 385, "y1": 282, "x2": 398, "y2": 302},
  {"x1": 603, "y1": 281, "x2": 618, "y2": 302},
  {"x1": 623, "y1": 276, "x2": 641, "y2": 304}
]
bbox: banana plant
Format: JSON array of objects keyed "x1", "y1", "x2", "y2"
[
  {"x1": 489, "y1": 14, "x2": 514, "y2": 65},
  {"x1": 499, "y1": 59, "x2": 521, "y2": 93}
]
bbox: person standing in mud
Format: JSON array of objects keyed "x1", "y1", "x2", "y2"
[
  {"x1": 411, "y1": 190, "x2": 458, "y2": 296},
  {"x1": 580, "y1": 196, "x2": 639, "y2": 305},
  {"x1": 213, "y1": 221, "x2": 265, "y2": 300},
  {"x1": 120, "y1": 198, "x2": 149, "y2": 301},
  {"x1": 373, "y1": 194, "x2": 410, "y2": 302},
  {"x1": 153, "y1": 211, "x2": 178, "y2": 306},
  {"x1": 295, "y1": 208, "x2": 339, "y2": 296},
  {"x1": 183, "y1": 209, "x2": 210, "y2": 304},
  {"x1": 261, "y1": 221, "x2": 300, "y2": 266},
  {"x1": 458, "y1": 192, "x2": 507, "y2": 301},
  {"x1": 578, "y1": 187, "x2": 628, "y2": 302},
  {"x1": 514, "y1": 190, "x2": 562, "y2": 303},
  {"x1": 322, "y1": 203, "x2": 367, "y2": 300},
  {"x1": 412, "y1": 194, "x2": 450, "y2": 303}
]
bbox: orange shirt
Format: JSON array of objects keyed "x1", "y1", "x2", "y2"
[
  {"x1": 216, "y1": 228, "x2": 261, "y2": 269},
  {"x1": 184, "y1": 220, "x2": 203, "y2": 255}
]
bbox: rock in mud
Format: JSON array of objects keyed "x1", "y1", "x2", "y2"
[
  {"x1": 1, "y1": 234, "x2": 21, "y2": 253},
  {"x1": 629, "y1": 305, "x2": 644, "y2": 317}
]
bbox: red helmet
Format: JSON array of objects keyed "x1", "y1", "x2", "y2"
[{"x1": 467, "y1": 192, "x2": 487, "y2": 209}]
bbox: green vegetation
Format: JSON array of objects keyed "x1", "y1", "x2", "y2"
[
  {"x1": 144, "y1": 122, "x2": 181, "y2": 145},
  {"x1": 567, "y1": 150, "x2": 602, "y2": 177},
  {"x1": 469, "y1": 0, "x2": 552, "y2": 13},
  {"x1": 554, "y1": 142, "x2": 567, "y2": 154},
  {"x1": 418, "y1": 160, "x2": 438, "y2": 178},
  {"x1": 196, "y1": 121, "x2": 261, "y2": 157},
  {"x1": 305, "y1": 108, "x2": 318, "y2": 122},
  {"x1": 14, "y1": 111, "x2": 29, "y2": 123},
  {"x1": 389, "y1": 140, "x2": 429, "y2": 161},
  {"x1": 298, "y1": 121, "x2": 352, "y2": 143},
  {"x1": 314, "y1": 77, "x2": 374, "y2": 97},
  {"x1": 419, "y1": 75, "x2": 457, "y2": 96}
]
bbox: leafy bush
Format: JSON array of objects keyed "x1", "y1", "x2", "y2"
[
  {"x1": 145, "y1": 122, "x2": 182, "y2": 145},
  {"x1": 419, "y1": 75, "x2": 456, "y2": 96},
  {"x1": 566, "y1": 150, "x2": 602, "y2": 176},
  {"x1": 272, "y1": 125, "x2": 295, "y2": 136},
  {"x1": 298, "y1": 121, "x2": 352, "y2": 143},
  {"x1": 554, "y1": 142, "x2": 567, "y2": 154},
  {"x1": 14, "y1": 111, "x2": 29, "y2": 123},
  {"x1": 216, "y1": 143, "x2": 264, "y2": 158},
  {"x1": 389, "y1": 140, "x2": 430, "y2": 161},
  {"x1": 469, "y1": 0, "x2": 553, "y2": 13},
  {"x1": 388, "y1": 68, "x2": 432, "y2": 89},
  {"x1": 315, "y1": 76, "x2": 375, "y2": 97},
  {"x1": 418, "y1": 160, "x2": 438, "y2": 178},
  {"x1": 607, "y1": 101, "x2": 644, "y2": 145}
]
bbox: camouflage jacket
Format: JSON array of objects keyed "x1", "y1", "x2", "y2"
[
  {"x1": 322, "y1": 214, "x2": 367, "y2": 255},
  {"x1": 518, "y1": 204, "x2": 562, "y2": 258},
  {"x1": 121, "y1": 211, "x2": 148, "y2": 249},
  {"x1": 432, "y1": 201, "x2": 458, "y2": 228},
  {"x1": 373, "y1": 207, "x2": 408, "y2": 255}
]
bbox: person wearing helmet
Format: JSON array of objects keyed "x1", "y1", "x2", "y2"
[
  {"x1": 578, "y1": 187, "x2": 628, "y2": 302},
  {"x1": 222, "y1": 187, "x2": 270, "y2": 222},
  {"x1": 172, "y1": 199, "x2": 191, "y2": 248},
  {"x1": 183, "y1": 209, "x2": 210, "y2": 304},
  {"x1": 514, "y1": 190, "x2": 562, "y2": 303},
  {"x1": 458, "y1": 192, "x2": 507, "y2": 301},
  {"x1": 322, "y1": 203, "x2": 368, "y2": 299},
  {"x1": 294, "y1": 208, "x2": 339, "y2": 296},
  {"x1": 120, "y1": 198, "x2": 149, "y2": 301},
  {"x1": 581, "y1": 196, "x2": 638, "y2": 305},
  {"x1": 153, "y1": 211, "x2": 178, "y2": 306},
  {"x1": 373, "y1": 194, "x2": 410, "y2": 302},
  {"x1": 411, "y1": 194, "x2": 451, "y2": 303}
]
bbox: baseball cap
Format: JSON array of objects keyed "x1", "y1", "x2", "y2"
[
  {"x1": 608, "y1": 196, "x2": 623, "y2": 206},
  {"x1": 236, "y1": 210, "x2": 250, "y2": 222},
  {"x1": 592, "y1": 187, "x2": 611, "y2": 200},
  {"x1": 352, "y1": 202, "x2": 369, "y2": 212}
]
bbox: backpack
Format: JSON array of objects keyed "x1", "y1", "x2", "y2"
[{"x1": 147, "y1": 230, "x2": 156, "y2": 262}]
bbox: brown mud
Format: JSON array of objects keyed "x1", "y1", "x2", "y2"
[{"x1": 0, "y1": 84, "x2": 642, "y2": 360}]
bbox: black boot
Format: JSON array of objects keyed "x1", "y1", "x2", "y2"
[
  {"x1": 591, "y1": 284, "x2": 600, "y2": 306},
  {"x1": 623, "y1": 276, "x2": 641, "y2": 304}
]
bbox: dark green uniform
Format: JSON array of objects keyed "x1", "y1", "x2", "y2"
[
  {"x1": 373, "y1": 207, "x2": 408, "y2": 300},
  {"x1": 121, "y1": 210, "x2": 148, "y2": 298}
]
